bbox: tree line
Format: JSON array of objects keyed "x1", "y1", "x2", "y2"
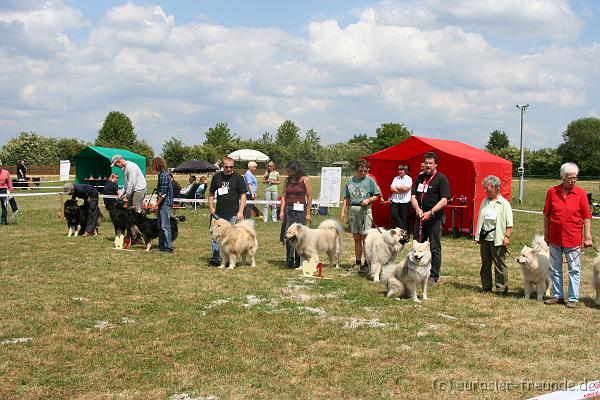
[{"x1": 1, "y1": 110, "x2": 599, "y2": 177}]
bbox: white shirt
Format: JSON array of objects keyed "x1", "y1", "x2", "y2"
[
  {"x1": 123, "y1": 161, "x2": 147, "y2": 196},
  {"x1": 390, "y1": 175, "x2": 412, "y2": 203}
]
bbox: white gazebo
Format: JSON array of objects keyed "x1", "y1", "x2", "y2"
[{"x1": 228, "y1": 149, "x2": 270, "y2": 162}]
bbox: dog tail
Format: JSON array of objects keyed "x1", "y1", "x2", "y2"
[
  {"x1": 531, "y1": 235, "x2": 548, "y2": 253},
  {"x1": 236, "y1": 219, "x2": 257, "y2": 237},
  {"x1": 319, "y1": 219, "x2": 344, "y2": 255}
]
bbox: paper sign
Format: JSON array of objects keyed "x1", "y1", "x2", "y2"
[
  {"x1": 319, "y1": 167, "x2": 342, "y2": 207},
  {"x1": 59, "y1": 160, "x2": 70, "y2": 181}
]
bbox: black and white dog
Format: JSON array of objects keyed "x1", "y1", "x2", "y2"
[{"x1": 63, "y1": 199, "x2": 103, "y2": 237}]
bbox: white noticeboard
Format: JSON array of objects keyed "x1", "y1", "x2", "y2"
[
  {"x1": 319, "y1": 167, "x2": 342, "y2": 207},
  {"x1": 59, "y1": 160, "x2": 70, "y2": 181}
]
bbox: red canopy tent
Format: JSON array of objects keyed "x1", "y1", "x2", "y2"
[{"x1": 365, "y1": 136, "x2": 512, "y2": 235}]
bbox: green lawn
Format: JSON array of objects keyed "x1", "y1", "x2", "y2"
[{"x1": 1, "y1": 177, "x2": 600, "y2": 399}]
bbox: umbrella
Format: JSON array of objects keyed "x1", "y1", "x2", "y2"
[
  {"x1": 172, "y1": 159, "x2": 218, "y2": 173},
  {"x1": 227, "y1": 149, "x2": 270, "y2": 162}
]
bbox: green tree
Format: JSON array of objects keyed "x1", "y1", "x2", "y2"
[
  {"x1": 162, "y1": 137, "x2": 189, "y2": 167},
  {"x1": 372, "y1": 123, "x2": 411, "y2": 152},
  {"x1": 129, "y1": 139, "x2": 155, "y2": 166},
  {"x1": 0, "y1": 131, "x2": 59, "y2": 165},
  {"x1": 185, "y1": 145, "x2": 206, "y2": 162},
  {"x1": 485, "y1": 130, "x2": 510, "y2": 152},
  {"x1": 558, "y1": 117, "x2": 600, "y2": 176},
  {"x1": 56, "y1": 137, "x2": 90, "y2": 164},
  {"x1": 492, "y1": 146, "x2": 521, "y2": 174},
  {"x1": 527, "y1": 148, "x2": 561, "y2": 176},
  {"x1": 275, "y1": 120, "x2": 302, "y2": 148},
  {"x1": 95, "y1": 111, "x2": 137, "y2": 148},
  {"x1": 204, "y1": 122, "x2": 237, "y2": 154}
]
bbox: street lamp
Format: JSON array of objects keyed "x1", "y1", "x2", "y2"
[{"x1": 516, "y1": 104, "x2": 529, "y2": 205}]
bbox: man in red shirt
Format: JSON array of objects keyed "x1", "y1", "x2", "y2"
[{"x1": 543, "y1": 162, "x2": 593, "y2": 308}]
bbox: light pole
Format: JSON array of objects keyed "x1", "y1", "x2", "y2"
[{"x1": 516, "y1": 104, "x2": 529, "y2": 205}]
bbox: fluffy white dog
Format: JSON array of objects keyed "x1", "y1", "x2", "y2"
[
  {"x1": 516, "y1": 235, "x2": 551, "y2": 301},
  {"x1": 210, "y1": 218, "x2": 258, "y2": 269},
  {"x1": 381, "y1": 240, "x2": 432, "y2": 302},
  {"x1": 364, "y1": 228, "x2": 407, "y2": 282},
  {"x1": 285, "y1": 219, "x2": 344, "y2": 268}
]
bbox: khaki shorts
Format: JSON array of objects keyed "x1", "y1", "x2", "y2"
[
  {"x1": 131, "y1": 190, "x2": 147, "y2": 213},
  {"x1": 348, "y1": 205, "x2": 372, "y2": 235}
]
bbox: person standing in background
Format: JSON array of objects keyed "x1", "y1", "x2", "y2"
[
  {"x1": 263, "y1": 161, "x2": 280, "y2": 222},
  {"x1": 154, "y1": 157, "x2": 174, "y2": 253},
  {"x1": 244, "y1": 161, "x2": 258, "y2": 219},
  {"x1": 389, "y1": 165, "x2": 412, "y2": 230},
  {"x1": 0, "y1": 162, "x2": 19, "y2": 224},
  {"x1": 111, "y1": 155, "x2": 147, "y2": 213}
]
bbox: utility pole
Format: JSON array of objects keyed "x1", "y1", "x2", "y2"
[{"x1": 516, "y1": 104, "x2": 529, "y2": 205}]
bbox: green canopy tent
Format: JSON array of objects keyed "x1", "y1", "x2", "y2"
[{"x1": 74, "y1": 146, "x2": 146, "y2": 186}]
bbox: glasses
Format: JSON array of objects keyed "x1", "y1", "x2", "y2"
[{"x1": 223, "y1": 166, "x2": 234, "y2": 169}]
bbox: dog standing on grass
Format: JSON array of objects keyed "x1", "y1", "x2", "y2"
[
  {"x1": 364, "y1": 227, "x2": 407, "y2": 282},
  {"x1": 210, "y1": 218, "x2": 258, "y2": 269},
  {"x1": 381, "y1": 240, "x2": 432, "y2": 302},
  {"x1": 516, "y1": 235, "x2": 551, "y2": 301},
  {"x1": 285, "y1": 219, "x2": 344, "y2": 268}
]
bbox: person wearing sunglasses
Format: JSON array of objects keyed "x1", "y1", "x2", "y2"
[
  {"x1": 340, "y1": 158, "x2": 381, "y2": 271},
  {"x1": 208, "y1": 156, "x2": 247, "y2": 266}
]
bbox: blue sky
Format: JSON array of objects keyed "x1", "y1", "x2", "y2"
[{"x1": 1, "y1": 0, "x2": 599, "y2": 153}]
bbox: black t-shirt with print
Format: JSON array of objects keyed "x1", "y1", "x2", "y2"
[
  {"x1": 209, "y1": 171, "x2": 247, "y2": 218},
  {"x1": 411, "y1": 171, "x2": 451, "y2": 217}
]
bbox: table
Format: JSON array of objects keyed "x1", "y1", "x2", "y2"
[{"x1": 446, "y1": 205, "x2": 468, "y2": 238}]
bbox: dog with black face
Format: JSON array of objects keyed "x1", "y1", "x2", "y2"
[
  {"x1": 127, "y1": 210, "x2": 181, "y2": 251},
  {"x1": 63, "y1": 199, "x2": 103, "y2": 237}
]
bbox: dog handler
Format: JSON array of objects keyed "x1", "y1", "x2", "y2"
[
  {"x1": 208, "y1": 156, "x2": 247, "y2": 266},
  {"x1": 279, "y1": 160, "x2": 312, "y2": 268},
  {"x1": 411, "y1": 151, "x2": 451, "y2": 285},
  {"x1": 543, "y1": 162, "x2": 593, "y2": 308},
  {"x1": 0, "y1": 162, "x2": 19, "y2": 225},
  {"x1": 340, "y1": 158, "x2": 381, "y2": 271},
  {"x1": 111, "y1": 155, "x2": 147, "y2": 213},
  {"x1": 153, "y1": 157, "x2": 174, "y2": 253},
  {"x1": 475, "y1": 175, "x2": 513, "y2": 293},
  {"x1": 63, "y1": 183, "x2": 100, "y2": 237}
]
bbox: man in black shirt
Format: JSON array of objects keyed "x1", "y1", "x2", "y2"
[
  {"x1": 208, "y1": 156, "x2": 247, "y2": 265},
  {"x1": 411, "y1": 151, "x2": 451, "y2": 284},
  {"x1": 64, "y1": 183, "x2": 100, "y2": 237}
]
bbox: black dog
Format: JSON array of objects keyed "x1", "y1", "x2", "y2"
[
  {"x1": 63, "y1": 199, "x2": 103, "y2": 236},
  {"x1": 128, "y1": 211, "x2": 182, "y2": 251},
  {"x1": 106, "y1": 201, "x2": 132, "y2": 238}
]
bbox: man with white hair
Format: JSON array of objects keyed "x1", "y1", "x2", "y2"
[
  {"x1": 111, "y1": 155, "x2": 146, "y2": 213},
  {"x1": 543, "y1": 162, "x2": 593, "y2": 308},
  {"x1": 244, "y1": 161, "x2": 258, "y2": 219}
]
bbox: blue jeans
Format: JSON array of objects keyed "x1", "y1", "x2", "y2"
[
  {"x1": 157, "y1": 205, "x2": 173, "y2": 252},
  {"x1": 548, "y1": 244, "x2": 581, "y2": 302},
  {"x1": 264, "y1": 191, "x2": 278, "y2": 222},
  {"x1": 211, "y1": 215, "x2": 237, "y2": 263}
]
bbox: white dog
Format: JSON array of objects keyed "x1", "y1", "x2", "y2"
[
  {"x1": 381, "y1": 240, "x2": 432, "y2": 302},
  {"x1": 210, "y1": 218, "x2": 258, "y2": 269},
  {"x1": 364, "y1": 228, "x2": 407, "y2": 282},
  {"x1": 516, "y1": 235, "x2": 551, "y2": 301},
  {"x1": 592, "y1": 254, "x2": 600, "y2": 305},
  {"x1": 285, "y1": 220, "x2": 344, "y2": 268}
]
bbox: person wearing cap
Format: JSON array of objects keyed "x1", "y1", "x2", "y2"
[
  {"x1": 0, "y1": 162, "x2": 19, "y2": 224},
  {"x1": 64, "y1": 183, "x2": 100, "y2": 236},
  {"x1": 389, "y1": 165, "x2": 412, "y2": 230},
  {"x1": 111, "y1": 155, "x2": 146, "y2": 213}
]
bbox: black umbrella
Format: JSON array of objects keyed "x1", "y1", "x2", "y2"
[{"x1": 172, "y1": 159, "x2": 218, "y2": 173}]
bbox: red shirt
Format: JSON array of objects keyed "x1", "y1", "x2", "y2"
[
  {"x1": 0, "y1": 169, "x2": 14, "y2": 191},
  {"x1": 543, "y1": 184, "x2": 591, "y2": 247}
]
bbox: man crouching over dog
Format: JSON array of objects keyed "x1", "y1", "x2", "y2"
[
  {"x1": 153, "y1": 157, "x2": 174, "y2": 254},
  {"x1": 63, "y1": 183, "x2": 100, "y2": 237},
  {"x1": 208, "y1": 156, "x2": 247, "y2": 266}
]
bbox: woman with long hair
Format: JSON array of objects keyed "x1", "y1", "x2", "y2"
[
  {"x1": 279, "y1": 160, "x2": 312, "y2": 268},
  {"x1": 263, "y1": 161, "x2": 280, "y2": 222}
]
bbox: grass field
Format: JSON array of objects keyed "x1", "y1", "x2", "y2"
[{"x1": 1, "y1": 176, "x2": 600, "y2": 399}]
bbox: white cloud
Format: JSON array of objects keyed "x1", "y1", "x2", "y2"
[{"x1": 0, "y1": 0, "x2": 598, "y2": 151}]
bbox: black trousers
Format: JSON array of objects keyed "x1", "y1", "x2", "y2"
[
  {"x1": 390, "y1": 202, "x2": 410, "y2": 230},
  {"x1": 414, "y1": 215, "x2": 444, "y2": 280},
  {"x1": 280, "y1": 206, "x2": 306, "y2": 268},
  {"x1": 0, "y1": 188, "x2": 18, "y2": 224},
  {"x1": 85, "y1": 195, "x2": 99, "y2": 234}
]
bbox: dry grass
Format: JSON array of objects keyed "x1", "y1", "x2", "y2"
[{"x1": 1, "y1": 177, "x2": 600, "y2": 399}]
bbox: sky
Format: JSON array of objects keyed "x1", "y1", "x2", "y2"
[{"x1": 1, "y1": 0, "x2": 599, "y2": 154}]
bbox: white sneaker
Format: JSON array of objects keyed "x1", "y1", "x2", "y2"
[{"x1": 10, "y1": 209, "x2": 19, "y2": 223}]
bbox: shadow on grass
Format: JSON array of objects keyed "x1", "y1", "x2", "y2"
[
  {"x1": 447, "y1": 281, "x2": 525, "y2": 299},
  {"x1": 580, "y1": 296, "x2": 600, "y2": 309}
]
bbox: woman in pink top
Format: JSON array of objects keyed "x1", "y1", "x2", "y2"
[{"x1": 0, "y1": 163, "x2": 19, "y2": 224}]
